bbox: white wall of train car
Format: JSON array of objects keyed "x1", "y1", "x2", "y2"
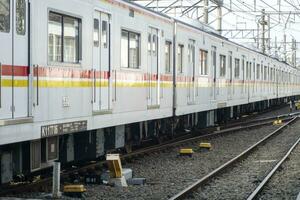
[
  {"x1": 174, "y1": 23, "x2": 215, "y2": 116},
  {"x1": 99, "y1": 0, "x2": 174, "y2": 122},
  {"x1": 0, "y1": 0, "x2": 173, "y2": 145},
  {"x1": 30, "y1": 0, "x2": 92, "y2": 122}
]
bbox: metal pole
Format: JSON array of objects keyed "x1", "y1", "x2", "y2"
[
  {"x1": 268, "y1": 14, "x2": 271, "y2": 55},
  {"x1": 275, "y1": 36, "x2": 278, "y2": 58},
  {"x1": 261, "y1": 9, "x2": 266, "y2": 54},
  {"x1": 217, "y1": 6, "x2": 222, "y2": 34},
  {"x1": 52, "y1": 161, "x2": 61, "y2": 199},
  {"x1": 284, "y1": 34, "x2": 287, "y2": 62},
  {"x1": 257, "y1": 20, "x2": 260, "y2": 49},
  {"x1": 203, "y1": 0, "x2": 208, "y2": 24}
]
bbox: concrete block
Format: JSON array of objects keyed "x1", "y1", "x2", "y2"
[
  {"x1": 122, "y1": 168, "x2": 132, "y2": 180},
  {"x1": 110, "y1": 176, "x2": 128, "y2": 187},
  {"x1": 127, "y1": 178, "x2": 146, "y2": 185}
]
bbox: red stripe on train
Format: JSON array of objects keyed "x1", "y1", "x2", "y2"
[{"x1": 2, "y1": 65, "x2": 29, "y2": 76}]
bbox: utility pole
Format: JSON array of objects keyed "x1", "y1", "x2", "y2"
[
  {"x1": 283, "y1": 34, "x2": 287, "y2": 62},
  {"x1": 257, "y1": 20, "x2": 260, "y2": 49},
  {"x1": 275, "y1": 36, "x2": 278, "y2": 58},
  {"x1": 217, "y1": 5, "x2": 222, "y2": 34},
  {"x1": 292, "y1": 38, "x2": 297, "y2": 67},
  {"x1": 260, "y1": 9, "x2": 267, "y2": 54},
  {"x1": 203, "y1": 0, "x2": 208, "y2": 24},
  {"x1": 268, "y1": 14, "x2": 271, "y2": 55}
]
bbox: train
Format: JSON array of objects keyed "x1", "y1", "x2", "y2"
[{"x1": 0, "y1": 0, "x2": 299, "y2": 184}]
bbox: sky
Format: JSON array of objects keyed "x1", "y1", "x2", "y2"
[{"x1": 135, "y1": 0, "x2": 300, "y2": 65}]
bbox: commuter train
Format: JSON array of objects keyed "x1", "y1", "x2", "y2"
[{"x1": 0, "y1": 0, "x2": 299, "y2": 184}]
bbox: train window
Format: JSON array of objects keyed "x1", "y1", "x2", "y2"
[
  {"x1": 121, "y1": 30, "x2": 129, "y2": 67},
  {"x1": 165, "y1": 41, "x2": 172, "y2": 73},
  {"x1": 248, "y1": 63, "x2": 252, "y2": 79},
  {"x1": 0, "y1": 0, "x2": 10, "y2": 33},
  {"x1": 199, "y1": 49, "x2": 208, "y2": 75},
  {"x1": 241, "y1": 58, "x2": 245, "y2": 81},
  {"x1": 121, "y1": 29, "x2": 140, "y2": 69},
  {"x1": 48, "y1": 12, "x2": 81, "y2": 63},
  {"x1": 256, "y1": 64, "x2": 260, "y2": 79},
  {"x1": 245, "y1": 62, "x2": 248, "y2": 79},
  {"x1": 177, "y1": 44, "x2": 184, "y2": 73},
  {"x1": 219, "y1": 55, "x2": 226, "y2": 77},
  {"x1": 48, "y1": 13, "x2": 62, "y2": 62},
  {"x1": 152, "y1": 35, "x2": 157, "y2": 56},
  {"x1": 264, "y1": 66, "x2": 267, "y2": 80},
  {"x1": 148, "y1": 33, "x2": 151, "y2": 54},
  {"x1": 102, "y1": 20, "x2": 107, "y2": 48},
  {"x1": 63, "y1": 16, "x2": 79, "y2": 63},
  {"x1": 16, "y1": 0, "x2": 26, "y2": 35},
  {"x1": 93, "y1": 19, "x2": 99, "y2": 47},
  {"x1": 228, "y1": 52, "x2": 232, "y2": 80},
  {"x1": 234, "y1": 58, "x2": 240, "y2": 78}
]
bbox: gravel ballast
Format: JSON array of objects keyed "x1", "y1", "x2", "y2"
[
  {"x1": 79, "y1": 125, "x2": 279, "y2": 200},
  {"x1": 256, "y1": 130, "x2": 300, "y2": 200},
  {"x1": 187, "y1": 119, "x2": 300, "y2": 200}
]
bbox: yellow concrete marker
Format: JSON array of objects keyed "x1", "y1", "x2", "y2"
[
  {"x1": 106, "y1": 154, "x2": 123, "y2": 178},
  {"x1": 179, "y1": 148, "x2": 194, "y2": 157},
  {"x1": 273, "y1": 119, "x2": 282, "y2": 125},
  {"x1": 199, "y1": 142, "x2": 212, "y2": 150},
  {"x1": 63, "y1": 184, "x2": 87, "y2": 193}
]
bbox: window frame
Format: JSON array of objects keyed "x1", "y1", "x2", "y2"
[
  {"x1": 120, "y1": 29, "x2": 141, "y2": 69},
  {"x1": 48, "y1": 11, "x2": 82, "y2": 65}
]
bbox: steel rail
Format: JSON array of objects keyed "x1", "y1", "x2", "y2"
[
  {"x1": 0, "y1": 114, "x2": 296, "y2": 196},
  {"x1": 247, "y1": 124, "x2": 300, "y2": 200},
  {"x1": 169, "y1": 116, "x2": 298, "y2": 200}
]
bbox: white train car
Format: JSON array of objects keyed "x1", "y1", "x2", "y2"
[{"x1": 0, "y1": 0, "x2": 299, "y2": 184}]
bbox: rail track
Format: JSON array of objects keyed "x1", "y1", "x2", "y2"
[
  {"x1": 169, "y1": 116, "x2": 299, "y2": 200},
  {"x1": 246, "y1": 128, "x2": 300, "y2": 200},
  {"x1": 0, "y1": 111, "x2": 297, "y2": 197}
]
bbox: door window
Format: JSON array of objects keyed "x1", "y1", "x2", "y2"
[
  {"x1": 16, "y1": 0, "x2": 26, "y2": 35},
  {"x1": 165, "y1": 41, "x2": 171, "y2": 73},
  {"x1": 0, "y1": 0, "x2": 10, "y2": 33},
  {"x1": 93, "y1": 19, "x2": 99, "y2": 47},
  {"x1": 102, "y1": 20, "x2": 107, "y2": 48},
  {"x1": 177, "y1": 44, "x2": 183, "y2": 73}
]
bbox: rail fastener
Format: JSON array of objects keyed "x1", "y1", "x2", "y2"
[
  {"x1": 63, "y1": 184, "x2": 86, "y2": 197},
  {"x1": 273, "y1": 119, "x2": 282, "y2": 125},
  {"x1": 199, "y1": 143, "x2": 212, "y2": 150},
  {"x1": 179, "y1": 149, "x2": 194, "y2": 157}
]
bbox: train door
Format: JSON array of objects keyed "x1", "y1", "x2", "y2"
[
  {"x1": 0, "y1": 0, "x2": 29, "y2": 119},
  {"x1": 211, "y1": 46, "x2": 217, "y2": 100},
  {"x1": 187, "y1": 40, "x2": 195, "y2": 103},
  {"x1": 228, "y1": 51, "x2": 232, "y2": 100},
  {"x1": 147, "y1": 27, "x2": 159, "y2": 107},
  {"x1": 93, "y1": 11, "x2": 111, "y2": 111}
]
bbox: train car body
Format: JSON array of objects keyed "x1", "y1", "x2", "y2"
[{"x1": 0, "y1": 0, "x2": 299, "y2": 184}]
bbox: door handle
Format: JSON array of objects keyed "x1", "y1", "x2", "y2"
[
  {"x1": 34, "y1": 65, "x2": 39, "y2": 106},
  {"x1": 93, "y1": 69, "x2": 96, "y2": 103}
]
